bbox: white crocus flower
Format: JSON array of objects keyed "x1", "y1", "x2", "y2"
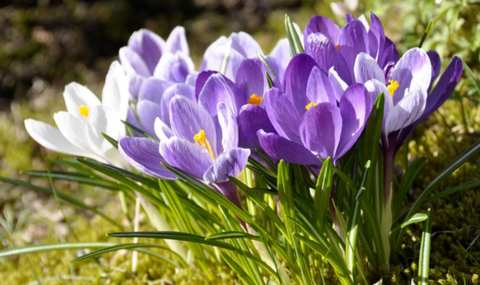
[{"x1": 25, "y1": 61, "x2": 129, "y2": 166}]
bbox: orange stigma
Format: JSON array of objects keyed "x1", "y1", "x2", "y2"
[
  {"x1": 305, "y1": 102, "x2": 318, "y2": 110},
  {"x1": 78, "y1": 105, "x2": 89, "y2": 118},
  {"x1": 247, "y1": 94, "x2": 263, "y2": 106},
  {"x1": 387, "y1": 79, "x2": 400, "y2": 97},
  {"x1": 193, "y1": 129, "x2": 215, "y2": 161},
  {"x1": 335, "y1": 45, "x2": 340, "y2": 51}
]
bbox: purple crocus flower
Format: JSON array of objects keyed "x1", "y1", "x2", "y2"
[
  {"x1": 119, "y1": 27, "x2": 194, "y2": 100},
  {"x1": 258, "y1": 53, "x2": 372, "y2": 168},
  {"x1": 119, "y1": 95, "x2": 250, "y2": 208},
  {"x1": 304, "y1": 12, "x2": 399, "y2": 86}
]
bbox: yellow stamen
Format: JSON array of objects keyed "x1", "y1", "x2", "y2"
[
  {"x1": 247, "y1": 94, "x2": 263, "y2": 105},
  {"x1": 335, "y1": 45, "x2": 340, "y2": 51},
  {"x1": 193, "y1": 129, "x2": 215, "y2": 161},
  {"x1": 78, "y1": 105, "x2": 89, "y2": 118},
  {"x1": 305, "y1": 102, "x2": 317, "y2": 111},
  {"x1": 387, "y1": 79, "x2": 399, "y2": 97}
]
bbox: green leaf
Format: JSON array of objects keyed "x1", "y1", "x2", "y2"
[
  {"x1": 463, "y1": 61, "x2": 480, "y2": 96},
  {"x1": 418, "y1": 20, "x2": 433, "y2": 48},
  {"x1": 0, "y1": 242, "x2": 116, "y2": 258},
  {"x1": 421, "y1": 181, "x2": 480, "y2": 205},
  {"x1": 285, "y1": 14, "x2": 304, "y2": 55},
  {"x1": 314, "y1": 157, "x2": 333, "y2": 232},
  {"x1": 266, "y1": 72, "x2": 275, "y2": 88},
  {"x1": 206, "y1": 231, "x2": 260, "y2": 241},
  {"x1": 121, "y1": 120, "x2": 157, "y2": 141},
  {"x1": 71, "y1": 243, "x2": 185, "y2": 268},
  {"x1": 401, "y1": 213, "x2": 428, "y2": 228},
  {"x1": 257, "y1": 51, "x2": 277, "y2": 78},
  {"x1": 101, "y1": 133, "x2": 118, "y2": 149},
  {"x1": 220, "y1": 39, "x2": 232, "y2": 75},
  {"x1": 0, "y1": 176, "x2": 122, "y2": 228},
  {"x1": 418, "y1": 209, "x2": 432, "y2": 285},
  {"x1": 220, "y1": 252, "x2": 256, "y2": 285},
  {"x1": 395, "y1": 157, "x2": 428, "y2": 215}
]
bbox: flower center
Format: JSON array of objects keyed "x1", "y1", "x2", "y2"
[
  {"x1": 305, "y1": 102, "x2": 317, "y2": 110},
  {"x1": 335, "y1": 45, "x2": 339, "y2": 51},
  {"x1": 387, "y1": 79, "x2": 399, "y2": 97},
  {"x1": 247, "y1": 94, "x2": 263, "y2": 106},
  {"x1": 193, "y1": 129, "x2": 215, "y2": 161},
  {"x1": 78, "y1": 105, "x2": 89, "y2": 118}
]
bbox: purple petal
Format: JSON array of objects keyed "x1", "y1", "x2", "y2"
[
  {"x1": 127, "y1": 29, "x2": 165, "y2": 74},
  {"x1": 128, "y1": 73, "x2": 146, "y2": 101},
  {"x1": 422, "y1": 56, "x2": 463, "y2": 120},
  {"x1": 268, "y1": 38, "x2": 290, "y2": 82},
  {"x1": 328, "y1": 67, "x2": 349, "y2": 102},
  {"x1": 336, "y1": 84, "x2": 369, "y2": 158},
  {"x1": 427, "y1": 50, "x2": 441, "y2": 90},
  {"x1": 198, "y1": 73, "x2": 237, "y2": 116},
  {"x1": 203, "y1": 147, "x2": 250, "y2": 183},
  {"x1": 138, "y1": 78, "x2": 174, "y2": 104},
  {"x1": 354, "y1": 52, "x2": 386, "y2": 84},
  {"x1": 238, "y1": 104, "x2": 276, "y2": 150},
  {"x1": 306, "y1": 66, "x2": 336, "y2": 104},
  {"x1": 391, "y1": 48, "x2": 431, "y2": 103},
  {"x1": 211, "y1": 181, "x2": 242, "y2": 210},
  {"x1": 305, "y1": 33, "x2": 351, "y2": 84},
  {"x1": 257, "y1": 130, "x2": 320, "y2": 165},
  {"x1": 235, "y1": 58, "x2": 268, "y2": 107},
  {"x1": 364, "y1": 79, "x2": 393, "y2": 119},
  {"x1": 154, "y1": 118, "x2": 174, "y2": 141},
  {"x1": 264, "y1": 87, "x2": 302, "y2": 144},
  {"x1": 137, "y1": 100, "x2": 162, "y2": 138},
  {"x1": 368, "y1": 12, "x2": 386, "y2": 61},
  {"x1": 154, "y1": 51, "x2": 194, "y2": 82},
  {"x1": 196, "y1": 70, "x2": 218, "y2": 100},
  {"x1": 160, "y1": 137, "x2": 213, "y2": 179},
  {"x1": 230, "y1": 32, "x2": 263, "y2": 58},
  {"x1": 338, "y1": 20, "x2": 369, "y2": 76},
  {"x1": 217, "y1": 102, "x2": 238, "y2": 151},
  {"x1": 164, "y1": 26, "x2": 189, "y2": 55},
  {"x1": 119, "y1": 137, "x2": 176, "y2": 179},
  {"x1": 200, "y1": 36, "x2": 228, "y2": 71},
  {"x1": 304, "y1": 16, "x2": 341, "y2": 45},
  {"x1": 126, "y1": 107, "x2": 144, "y2": 137},
  {"x1": 119, "y1": 47, "x2": 151, "y2": 77},
  {"x1": 385, "y1": 89, "x2": 426, "y2": 136},
  {"x1": 169, "y1": 95, "x2": 217, "y2": 154},
  {"x1": 160, "y1": 83, "x2": 195, "y2": 126},
  {"x1": 283, "y1": 54, "x2": 318, "y2": 115},
  {"x1": 299, "y1": 103, "x2": 342, "y2": 160},
  {"x1": 380, "y1": 37, "x2": 399, "y2": 68}
]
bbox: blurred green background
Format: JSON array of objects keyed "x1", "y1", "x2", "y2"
[{"x1": 1, "y1": 0, "x2": 480, "y2": 284}]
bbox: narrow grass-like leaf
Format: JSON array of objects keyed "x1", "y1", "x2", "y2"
[
  {"x1": 121, "y1": 120, "x2": 157, "y2": 141},
  {"x1": 418, "y1": 209, "x2": 432, "y2": 285},
  {"x1": 0, "y1": 176, "x2": 121, "y2": 228},
  {"x1": 421, "y1": 181, "x2": 480, "y2": 205},
  {"x1": 0, "y1": 242, "x2": 118, "y2": 258},
  {"x1": 266, "y1": 72, "x2": 275, "y2": 88},
  {"x1": 206, "y1": 231, "x2": 260, "y2": 241},
  {"x1": 395, "y1": 157, "x2": 427, "y2": 215},
  {"x1": 101, "y1": 133, "x2": 118, "y2": 149},
  {"x1": 28, "y1": 260, "x2": 43, "y2": 285},
  {"x1": 285, "y1": 15, "x2": 304, "y2": 55},
  {"x1": 400, "y1": 213, "x2": 428, "y2": 229},
  {"x1": 256, "y1": 51, "x2": 277, "y2": 78},
  {"x1": 463, "y1": 62, "x2": 480, "y2": 96},
  {"x1": 221, "y1": 252, "x2": 256, "y2": 285},
  {"x1": 220, "y1": 39, "x2": 232, "y2": 75},
  {"x1": 315, "y1": 157, "x2": 333, "y2": 232},
  {"x1": 71, "y1": 243, "x2": 185, "y2": 268},
  {"x1": 418, "y1": 20, "x2": 433, "y2": 48}
]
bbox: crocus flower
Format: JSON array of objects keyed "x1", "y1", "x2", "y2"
[
  {"x1": 258, "y1": 54, "x2": 372, "y2": 168},
  {"x1": 25, "y1": 61, "x2": 130, "y2": 166},
  {"x1": 304, "y1": 13, "x2": 399, "y2": 86},
  {"x1": 119, "y1": 27, "x2": 194, "y2": 100},
  {"x1": 119, "y1": 95, "x2": 250, "y2": 208}
]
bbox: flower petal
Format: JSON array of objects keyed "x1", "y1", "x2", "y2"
[
  {"x1": 427, "y1": 50, "x2": 441, "y2": 89},
  {"x1": 164, "y1": 26, "x2": 189, "y2": 55},
  {"x1": 299, "y1": 103, "x2": 342, "y2": 160},
  {"x1": 54, "y1": 111, "x2": 94, "y2": 153},
  {"x1": 217, "y1": 102, "x2": 238, "y2": 151},
  {"x1": 138, "y1": 78, "x2": 174, "y2": 104},
  {"x1": 238, "y1": 104, "x2": 276, "y2": 150},
  {"x1": 154, "y1": 118, "x2": 174, "y2": 141},
  {"x1": 198, "y1": 73, "x2": 237, "y2": 116},
  {"x1": 304, "y1": 16, "x2": 341, "y2": 45},
  {"x1": 391, "y1": 47, "x2": 431, "y2": 102},
  {"x1": 264, "y1": 87, "x2": 302, "y2": 144},
  {"x1": 257, "y1": 130, "x2": 320, "y2": 165},
  {"x1": 137, "y1": 100, "x2": 162, "y2": 138},
  {"x1": 336, "y1": 84, "x2": 369, "y2": 158},
  {"x1": 235, "y1": 58, "x2": 267, "y2": 107},
  {"x1": 119, "y1": 47, "x2": 151, "y2": 77},
  {"x1": 119, "y1": 137, "x2": 176, "y2": 179},
  {"x1": 102, "y1": 61, "x2": 130, "y2": 122},
  {"x1": 338, "y1": 19, "x2": 369, "y2": 76},
  {"x1": 354, "y1": 52, "x2": 385, "y2": 84},
  {"x1": 63, "y1": 82, "x2": 101, "y2": 117},
  {"x1": 306, "y1": 66, "x2": 336, "y2": 105},
  {"x1": 328, "y1": 67, "x2": 349, "y2": 102},
  {"x1": 160, "y1": 83, "x2": 195, "y2": 126},
  {"x1": 283, "y1": 54, "x2": 318, "y2": 115},
  {"x1": 368, "y1": 12, "x2": 386, "y2": 61},
  {"x1": 268, "y1": 38, "x2": 290, "y2": 82},
  {"x1": 127, "y1": 29, "x2": 165, "y2": 74},
  {"x1": 24, "y1": 119, "x2": 90, "y2": 157},
  {"x1": 203, "y1": 147, "x2": 250, "y2": 183},
  {"x1": 230, "y1": 32, "x2": 263, "y2": 58},
  {"x1": 160, "y1": 137, "x2": 212, "y2": 179},
  {"x1": 385, "y1": 88, "x2": 426, "y2": 136},
  {"x1": 169, "y1": 95, "x2": 217, "y2": 153},
  {"x1": 154, "y1": 51, "x2": 195, "y2": 83}
]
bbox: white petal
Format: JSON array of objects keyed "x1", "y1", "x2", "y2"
[
  {"x1": 328, "y1": 67, "x2": 349, "y2": 101},
  {"x1": 54, "y1": 111, "x2": 94, "y2": 154},
  {"x1": 154, "y1": 118, "x2": 174, "y2": 141},
  {"x1": 354, "y1": 52, "x2": 385, "y2": 84},
  {"x1": 102, "y1": 61, "x2": 130, "y2": 122},
  {"x1": 385, "y1": 89, "x2": 426, "y2": 135},
  {"x1": 63, "y1": 82, "x2": 101, "y2": 116},
  {"x1": 24, "y1": 119, "x2": 90, "y2": 157}
]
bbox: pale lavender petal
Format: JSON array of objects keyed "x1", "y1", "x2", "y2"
[
  {"x1": 138, "y1": 78, "x2": 174, "y2": 104},
  {"x1": 128, "y1": 74, "x2": 146, "y2": 101},
  {"x1": 338, "y1": 20, "x2": 369, "y2": 75},
  {"x1": 328, "y1": 67, "x2": 349, "y2": 102},
  {"x1": 268, "y1": 38, "x2": 290, "y2": 81},
  {"x1": 299, "y1": 103, "x2": 342, "y2": 160},
  {"x1": 164, "y1": 26, "x2": 189, "y2": 55},
  {"x1": 169, "y1": 95, "x2": 217, "y2": 153},
  {"x1": 160, "y1": 83, "x2": 195, "y2": 126},
  {"x1": 119, "y1": 137, "x2": 176, "y2": 179},
  {"x1": 306, "y1": 66, "x2": 336, "y2": 105},
  {"x1": 385, "y1": 88, "x2": 426, "y2": 136},
  {"x1": 230, "y1": 32, "x2": 263, "y2": 58},
  {"x1": 354, "y1": 52, "x2": 386, "y2": 84},
  {"x1": 185, "y1": 72, "x2": 198, "y2": 86},
  {"x1": 235, "y1": 58, "x2": 267, "y2": 107},
  {"x1": 304, "y1": 16, "x2": 341, "y2": 45},
  {"x1": 126, "y1": 107, "x2": 144, "y2": 137},
  {"x1": 283, "y1": 53, "x2": 318, "y2": 115},
  {"x1": 264, "y1": 87, "x2": 302, "y2": 144},
  {"x1": 159, "y1": 137, "x2": 212, "y2": 179},
  {"x1": 217, "y1": 102, "x2": 238, "y2": 152},
  {"x1": 336, "y1": 84, "x2": 369, "y2": 158},
  {"x1": 238, "y1": 104, "x2": 276, "y2": 150},
  {"x1": 200, "y1": 36, "x2": 228, "y2": 72},
  {"x1": 203, "y1": 147, "x2": 250, "y2": 183},
  {"x1": 201, "y1": 44, "x2": 246, "y2": 81},
  {"x1": 127, "y1": 29, "x2": 165, "y2": 74},
  {"x1": 391, "y1": 48, "x2": 431, "y2": 103},
  {"x1": 154, "y1": 51, "x2": 195, "y2": 82},
  {"x1": 154, "y1": 118, "x2": 174, "y2": 141},
  {"x1": 364, "y1": 79, "x2": 393, "y2": 117},
  {"x1": 195, "y1": 70, "x2": 218, "y2": 100},
  {"x1": 305, "y1": 33, "x2": 351, "y2": 84},
  {"x1": 119, "y1": 47, "x2": 151, "y2": 77},
  {"x1": 198, "y1": 73, "x2": 236, "y2": 116},
  {"x1": 137, "y1": 100, "x2": 162, "y2": 138},
  {"x1": 257, "y1": 130, "x2": 320, "y2": 165}
]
